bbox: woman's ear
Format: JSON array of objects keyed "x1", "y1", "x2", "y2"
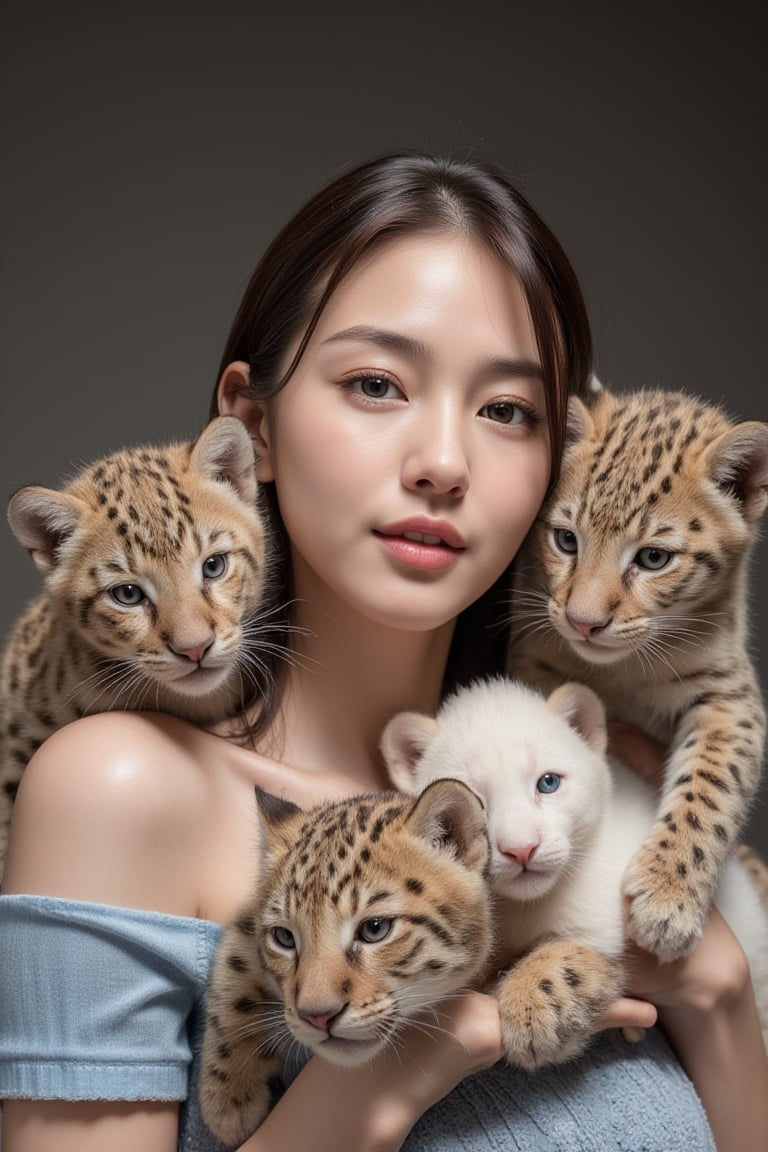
[{"x1": 216, "y1": 360, "x2": 275, "y2": 481}]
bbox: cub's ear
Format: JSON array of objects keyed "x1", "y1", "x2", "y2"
[
  {"x1": 704, "y1": 421, "x2": 768, "y2": 523},
  {"x1": 254, "y1": 786, "x2": 302, "y2": 861},
  {"x1": 254, "y1": 785, "x2": 301, "y2": 826},
  {"x1": 564, "y1": 395, "x2": 595, "y2": 446},
  {"x1": 7, "y1": 486, "x2": 87, "y2": 575},
  {"x1": 191, "y1": 415, "x2": 258, "y2": 504},
  {"x1": 406, "y1": 778, "x2": 489, "y2": 875},
  {"x1": 380, "y1": 711, "x2": 439, "y2": 793},
  {"x1": 546, "y1": 682, "x2": 607, "y2": 756}
]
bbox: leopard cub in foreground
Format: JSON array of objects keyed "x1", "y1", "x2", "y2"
[
  {"x1": 200, "y1": 779, "x2": 492, "y2": 1147},
  {"x1": 1, "y1": 416, "x2": 266, "y2": 873},
  {"x1": 383, "y1": 677, "x2": 768, "y2": 1070},
  {"x1": 509, "y1": 387, "x2": 768, "y2": 961}
]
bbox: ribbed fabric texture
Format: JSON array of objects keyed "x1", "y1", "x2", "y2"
[
  {"x1": 1, "y1": 895, "x2": 715, "y2": 1151},
  {"x1": 402, "y1": 1028, "x2": 715, "y2": 1151}
]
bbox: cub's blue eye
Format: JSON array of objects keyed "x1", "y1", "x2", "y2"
[
  {"x1": 203, "y1": 554, "x2": 227, "y2": 579},
  {"x1": 111, "y1": 584, "x2": 145, "y2": 606},
  {"x1": 537, "y1": 773, "x2": 561, "y2": 794},
  {"x1": 554, "y1": 529, "x2": 578, "y2": 555},
  {"x1": 272, "y1": 926, "x2": 296, "y2": 950},
  {"x1": 358, "y1": 917, "x2": 393, "y2": 944},
  {"x1": 635, "y1": 547, "x2": 672, "y2": 571}
]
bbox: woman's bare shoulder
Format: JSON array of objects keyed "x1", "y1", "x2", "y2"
[{"x1": 3, "y1": 711, "x2": 229, "y2": 913}]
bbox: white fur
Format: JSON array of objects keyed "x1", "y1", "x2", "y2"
[{"x1": 382, "y1": 677, "x2": 768, "y2": 1013}]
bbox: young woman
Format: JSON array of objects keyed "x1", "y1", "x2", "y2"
[{"x1": 1, "y1": 154, "x2": 765, "y2": 1152}]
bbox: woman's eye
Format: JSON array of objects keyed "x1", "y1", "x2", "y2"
[
  {"x1": 110, "y1": 584, "x2": 145, "y2": 606},
  {"x1": 203, "y1": 553, "x2": 228, "y2": 580},
  {"x1": 272, "y1": 926, "x2": 296, "y2": 950},
  {"x1": 479, "y1": 400, "x2": 529, "y2": 425},
  {"x1": 635, "y1": 547, "x2": 672, "y2": 571},
  {"x1": 537, "y1": 773, "x2": 561, "y2": 794},
  {"x1": 347, "y1": 374, "x2": 403, "y2": 400},
  {"x1": 554, "y1": 528, "x2": 578, "y2": 555},
  {"x1": 357, "y1": 917, "x2": 394, "y2": 944}
]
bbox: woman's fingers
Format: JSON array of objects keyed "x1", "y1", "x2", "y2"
[{"x1": 594, "y1": 996, "x2": 658, "y2": 1033}]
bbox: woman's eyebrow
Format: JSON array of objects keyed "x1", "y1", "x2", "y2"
[
  {"x1": 322, "y1": 325, "x2": 427, "y2": 358},
  {"x1": 482, "y1": 356, "x2": 544, "y2": 382},
  {"x1": 321, "y1": 324, "x2": 544, "y2": 380}
]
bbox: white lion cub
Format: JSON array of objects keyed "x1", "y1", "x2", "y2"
[{"x1": 382, "y1": 677, "x2": 768, "y2": 1069}]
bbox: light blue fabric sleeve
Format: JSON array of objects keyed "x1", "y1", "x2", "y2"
[{"x1": 0, "y1": 894, "x2": 221, "y2": 1102}]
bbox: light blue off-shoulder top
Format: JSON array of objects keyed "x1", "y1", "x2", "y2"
[{"x1": 0, "y1": 894, "x2": 715, "y2": 1151}]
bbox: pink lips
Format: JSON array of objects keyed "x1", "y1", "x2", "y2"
[{"x1": 375, "y1": 518, "x2": 465, "y2": 572}]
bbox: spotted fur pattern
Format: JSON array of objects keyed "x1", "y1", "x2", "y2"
[
  {"x1": 738, "y1": 844, "x2": 768, "y2": 914},
  {"x1": 1, "y1": 416, "x2": 267, "y2": 872},
  {"x1": 200, "y1": 780, "x2": 492, "y2": 1146},
  {"x1": 509, "y1": 387, "x2": 768, "y2": 960}
]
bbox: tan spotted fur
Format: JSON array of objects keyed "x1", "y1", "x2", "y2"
[
  {"x1": 1, "y1": 416, "x2": 267, "y2": 873},
  {"x1": 738, "y1": 844, "x2": 768, "y2": 913},
  {"x1": 200, "y1": 780, "x2": 492, "y2": 1146},
  {"x1": 509, "y1": 387, "x2": 768, "y2": 960}
]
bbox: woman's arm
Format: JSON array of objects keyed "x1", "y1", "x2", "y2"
[
  {"x1": 609, "y1": 721, "x2": 768, "y2": 1152},
  {"x1": 2, "y1": 1102, "x2": 179, "y2": 1152},
  {"x1": 625, "y1": 907, "x2": 768, "y2": 1152},
  {"x1": 2, "y1": 714, "x2": 206, "y2": 1151}
]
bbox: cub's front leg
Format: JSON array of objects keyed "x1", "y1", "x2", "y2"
[
  {"x1": 623, "y1": 684, "x2": 765, "y2": 962},
  {"x1": 200, "y1": 921, "x2": 283, "y2": 1146},
  {"x1": 496, "y1": 937, "x2": 624, "y2": 1071}
]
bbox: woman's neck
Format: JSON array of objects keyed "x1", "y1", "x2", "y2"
[{"x1": 263, "y1": 592, "x2": 454, "y2": 791}]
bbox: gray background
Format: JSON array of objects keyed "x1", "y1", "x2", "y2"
[{"x1": 2, "y1": 1, "x2": 766, "y2": 851}]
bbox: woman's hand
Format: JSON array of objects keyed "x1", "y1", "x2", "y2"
[
  {"x1": 597, "y1": 899, "x2": 767, "y2": 1152},
  {"x1": 623, "y1": 903, "x2": 752, "y2": 1016},
  {"x1": 602, "y1": 724, "x2": 768, "y2": 1150},
  {"x1": 246, "y1": 989, "x2": 504, "y2": 1151}
]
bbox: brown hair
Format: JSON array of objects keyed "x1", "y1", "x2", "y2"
[{"x1": 209, "y1": 152, "x2": 593, "y2": 738}]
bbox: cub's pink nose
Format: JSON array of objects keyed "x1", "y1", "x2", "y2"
[
  {"x1": 565, "y1": 609, "x2": 611, "y2": 638},
  {"x1": 173, "y1": 639, "x2": 213, "y2": 664},
  {"x1": 502, "y1": 843, "x2": 538, "y2": 867},
  {"x1": 298, "y1": 1004, "x2": 344, "y2": 1034}
]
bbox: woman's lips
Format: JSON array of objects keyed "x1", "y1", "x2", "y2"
[{"x1": 375, "y1": 519, "x2": 465, "y2": 571}]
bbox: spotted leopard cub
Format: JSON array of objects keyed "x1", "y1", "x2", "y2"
[
  {"x1": 200, "y1": 779, "x2": 492, "y2": 1147},
  {"x1": 1, "y1": 416, "x2": 267, "y2": 872},
  {"x1": 509, "y1": 386, "x2": 768, "y2": 960}
]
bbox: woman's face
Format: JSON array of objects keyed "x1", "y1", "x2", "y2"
[{"x1": 223, "y1": 231, "x2": 551, "y2": 633}]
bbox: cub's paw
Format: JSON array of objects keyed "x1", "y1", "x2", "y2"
[
  {"x1": 199, "y1": 1075, "x2": 271, "y2": 1147},
  {"x1": 623, "y1": 833, "x2": 711, "y2": 962},
  {"x1": 495, "y1": 942, "x2": 620, "y2": 1072}
]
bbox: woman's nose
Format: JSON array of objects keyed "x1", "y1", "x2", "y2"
[{"x1": 401, "y1": 406, "x2": 470, "y2": 496}]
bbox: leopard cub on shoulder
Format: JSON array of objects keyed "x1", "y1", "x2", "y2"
[
  {"x1": 1, "y1": 416, "x2": 267, "y2": 872},
  {"x1": 200, "y1": 779, "x2": 492, "y2": 1147},
  {"x1": 509, "y1": 386, "x2": 768, "y2": 960}
]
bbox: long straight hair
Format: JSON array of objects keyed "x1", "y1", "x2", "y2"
[{"x1": 209, "y1": 153, "x2": 593, "y2": 739}]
